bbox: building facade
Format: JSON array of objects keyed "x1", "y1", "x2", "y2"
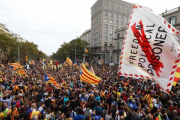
[
  {"x1": 0, "y1": 23, "x2": 9, "y2": 33},
  {"x1": 113, "y1": 27, "x2": 126, "y2": 63},
  {"x1": 161, "y1": 7, "x2": 180, "y2": 40},
  {"x1": 80, "y1": 29, "x2": 91, "y2": 47},
  {"x1": 91, "y1": 0, "x2": 133, "y2": 63}
]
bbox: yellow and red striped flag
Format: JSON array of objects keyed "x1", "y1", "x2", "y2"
[
  {"x1": 173, "y1": 63, "x2": 180, "y2": 86},
  {"x1": 66, "y1": 57, "x2": 72, "y2": 66},
  {"x1": 84, "y1": 48, "x2": 88, "y2": 53},
  {"x1": 9, "y1": 63, "x2": 23, "y2": 70},
  {"x1": 18, "y1": 69, "x2": 26, "y2": 75},
  {"x1": 80, "y1": 63, "x2": 102, "y2": 85},
  {"x1": 44, "y1": 74, "x2": 60, "y2": 89}
]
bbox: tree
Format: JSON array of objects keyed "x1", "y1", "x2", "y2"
[
  {"x1": 0, "y1": 32, "x2": 47, "y2": 63},
  {"x1": 51, "y1": 38, "x2": 90, "y2": 62}
]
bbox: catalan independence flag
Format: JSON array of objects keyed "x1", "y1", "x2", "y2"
[
  {"x1": 50, "y1": 97, "x2": 56, "y2": 107},
  {"x1": 9, "y1": 63, "x2": 23, "y2": 70},
  {"x1": 27, "y1": 108, "x2": 34, "y2": 120},
  {"x1": 80, "y1": 63, "x2": 102, "y2": 85},
  {"x1": 66, "y1": 57, "x2": 72, "y2": 66},
  {"x1": 44, "y1": 74, "x2": 60, "y2": 89},
  {"x1": 84, "y1": 48, "x2": 88, "y2": 53},
  {"x1": 173, "y1": 63, "x2": 180, "y2": 86},
  {"x1": 18, "y1": 69, "x2": 26, "y2": 75}
]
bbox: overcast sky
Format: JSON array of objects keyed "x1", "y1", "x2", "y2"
[{"x1": 0, "y1": 0, "x2": 179, "y2": 56}]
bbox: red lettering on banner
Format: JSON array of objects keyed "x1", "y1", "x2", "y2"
[{"x1": 131, "y1": 20, "x2": 164, "y2": 76}]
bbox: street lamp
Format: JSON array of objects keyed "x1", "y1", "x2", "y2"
[
  {"x1": 17, "y1": 37, "x2": 21, "y2": 62},
  {"x1": 109, "y1": 33, "x2": 114, "y2": 69},
  {"x1": 70, "y1": 41, "x2": 76, "y2": 62},
  {"x1": 70, "y1": 49, "x2": 76, "y2": 62}
]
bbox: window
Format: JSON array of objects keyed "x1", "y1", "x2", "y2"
[
  {"x1": 104, "y1": 42, "x2": 107, "y2": 46},
  {"x1": 111, "y1": 13, "x2": 113, "y2": 18},
  {"x1": 99, "y1": 42, "x2": 101, "y2": 45},
  {"x1": 117, "y1": 33, "x2": 120, "y2": 39},
  {"x1": 99, "y1": 31, "x2": 101, "y2": 35},
  {"x1": 110, "y1": 25, "x2": 113, "y2": 31},
  {"x1": 105, "y1": 36, "x2": 108, "y2": 41},
  {"x1": 125, "y1": 16, "x2": 128, "y2": 21},
  {"x1": 111, "y1": 19, "x2": 113, "y2": 24},
  {"x1": 105, "y1": 24, "x2": 108, "y2": 29},
  {"x1": 105, "y1": 30, "x2": 108, "y2": 35},
  {"x1": 116, "y1": 26, "x2": 118, "y2": 30},
  {"x1": 169, "y1": 16, "x2": 176, "y2": 25},
  {"x1": 116, "y1": 5, "x2": 118, "y2": 11},
  {"x1": 121, "y1": 15, "x2": 123, "y2": 20},
  {"x1": 117, "y1": 42, "x2": 120, "y2": 49},
  {"x1": 125, "y1": 22, "x2": 128, "y2": 26},
  {"x1": 105, "y1": 18, "x2": 108, "y2": 23},
  {"x1": 99, "y1": 19, "x2": 101, "y2": 23},
  {"x1": 99, "y1": 36, "x2": 102, "y2": 41},
  {"x1": 116, "y1": 14, "x2": 119, "y2": 19},
  {"x1": 121, "y1": 21, "x2": 123, "y2": 26},
  {"x1": 116, "y1": 20, "x2": 118, "y2": 25},
  {"x1": 99, "y1": 25, "x2": 101, "y2": 29},
  {"x1": 105, "y1": 11, "x2": 108, "y2": 17}
]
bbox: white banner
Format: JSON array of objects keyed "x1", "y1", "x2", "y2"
[{"x1": 118, "y1": 5, "x2": 180, "y2": 93}]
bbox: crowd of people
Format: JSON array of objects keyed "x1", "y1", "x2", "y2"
[{"x1": 0, "y1": 62, "x2": 180, "y2": 120}]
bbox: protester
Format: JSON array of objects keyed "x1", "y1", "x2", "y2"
[{"x1": 0, "y1": 61, "x2": 180, "y2": 120}]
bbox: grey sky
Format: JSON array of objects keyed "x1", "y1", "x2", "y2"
[{"x1": 0, "y1": 0, "x2": 179, "y2": 55}]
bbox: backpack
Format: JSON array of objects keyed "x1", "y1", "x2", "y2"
[
  {"x1": 84, "y1": 108, "x2": 90, "y2": 119},
  {"x1": 16, "y1": 100, "x2": 21, "y2": 108}
]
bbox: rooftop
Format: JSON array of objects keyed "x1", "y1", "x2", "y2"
[{"x1": 161, "y1": 6, "x2": 180, "y2": 16}]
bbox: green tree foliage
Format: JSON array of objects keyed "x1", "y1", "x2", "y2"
[
  {"x1": 51, "y1": 38, "x2": 91, "y2": 61},
  {"x1": 0, "y1": 32, "x2": 47, "y2": 63}
]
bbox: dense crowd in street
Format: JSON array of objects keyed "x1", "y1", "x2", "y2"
[{"x1": 0, "y1": 62, "x2": 180, "y2": 120}]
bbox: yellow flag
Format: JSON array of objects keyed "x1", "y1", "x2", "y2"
[{"x1": 25, "y1": 55, "x2": 28, "y2": 61}]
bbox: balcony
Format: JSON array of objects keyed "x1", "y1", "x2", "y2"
[
  {"x1": 113, "y1": 49, "x2": 121, "y2": 52},
  {"x1": 102, "y1": 46, "x2": 115, "y2": 52}
]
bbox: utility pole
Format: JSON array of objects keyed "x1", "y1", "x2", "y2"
[
  {"x1": 110, "y1": 34, "x2": 113, "y2": 69},
  {"x1": 18, "y1": 38, "x2": 20, "y2": 62},
  {"x1": 75, "y1": 42, "x2": 76, "y2": 61},
  {"x1": 71, "y1": 41, "x2": 76, "y2": 62}
]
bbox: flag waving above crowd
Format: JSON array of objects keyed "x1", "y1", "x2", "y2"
[{"x1": 118, "y1": 5, "x2": 180, "y2": 93}]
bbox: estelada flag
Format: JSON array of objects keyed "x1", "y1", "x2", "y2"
[
  {"x1": 18, "y1": 69, "x2": 26, "y2": 75},
  {"x1": 9, "y1": 63, "x2": 23, "y2": 70},
  {"x1": 173, "y1": 63, "x2": 180, "y2": 86},
  {"x1": 84, "y1": 48, "x2": 88, "y2": 53},
  {"x1": 118, "y1": 5, "x2": 180, "y2": 93},
  {"x1": 80, "y1": 63, "x2": 102, "y2": 85},
  {"x1": 66, "y1": 57, "x2": 72, "y2": 66}
]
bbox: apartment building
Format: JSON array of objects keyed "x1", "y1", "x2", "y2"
[
  {"x1": 161, "y1": 7, "x2": 180, "y2": 40},
  {"x1": 80, "y1": 29, "x2": 91, "y2": 47},
  {"x1": 91, "y1": 0, "x2": 133, "y2": 63}
]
